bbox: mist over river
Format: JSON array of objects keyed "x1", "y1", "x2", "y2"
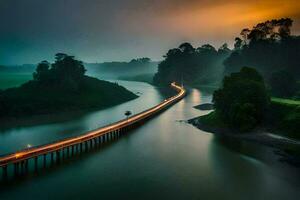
[{"x1": 0, "y1": 80, "x2": 299, "y2": 200}]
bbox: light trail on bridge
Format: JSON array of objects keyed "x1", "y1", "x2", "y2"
[{"x1": 0, "y1": 82, "x2": 185, "y2": 178}]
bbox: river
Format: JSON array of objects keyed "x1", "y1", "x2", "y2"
[{"x1": 0, "y1": 80, "x2": 299, "y2": 200}]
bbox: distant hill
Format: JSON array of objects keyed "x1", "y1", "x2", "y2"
[
  {"x1": 85, "y1": 58, "x2": 159, "y2": 79},
  {"x1": 0, "y1": 64, "x2": 36, "y2": 73},
  {"x1": 118, "y1": 73, "x2": 154, "y2": 84}
]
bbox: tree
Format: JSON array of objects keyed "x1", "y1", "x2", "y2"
[
  {"x1": 213, "y1": 67, "x2": 270, "y2": 132},
  {"x1": 270, "y1": 70, "x2": 297, "y2": 97},
  {"x1": 224, "y1": 17, "x2": 300, "y2": 86},
  {"x1": 240, "y1": 28, "x2": 250, "y2": 43},
  {"x1": 52, "y1": 53, "x2": 86, "y2": 81},
  {"x1": 32, "y1": 54, "x2": 87, "y2": 91},
  {"x1": 245, "y1": 18, "x2": 293, "y2": 43},
  {"x1": 218, "y1": 43, "x2": 231, "y2": 54},
  {"x1": 33, "y1": 61, "x2": 50, "y2": 82},
  {"x1": 124, "y1": 110, "x2": 132, "y2": 120},
  {"x1": 179, "y1": 42, "x2": 195, "y2": 53},
  {"x1": 153, "y1": 42, "x2": 231, "y2": 86},
  {"x1": 234, "y1": 37, "x2": 243, "y2": 50}
]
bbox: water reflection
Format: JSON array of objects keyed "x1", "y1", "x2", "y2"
[
  {"x1": 0, "y1": 80, "x2": 164, "y2": 154},
  {"x1": 0, "y1": 83, "x2": 299, "y2": 200}
]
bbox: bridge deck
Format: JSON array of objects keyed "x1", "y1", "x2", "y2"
[{"x1": 0, "y1": 82, "x2": 185, "y2": 168}]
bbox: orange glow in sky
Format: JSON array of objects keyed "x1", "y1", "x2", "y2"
[{"x1": 124, "y1": 0, "x2": 300, "y2": 47}]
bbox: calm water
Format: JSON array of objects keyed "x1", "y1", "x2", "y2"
[{"x1": 0, "y1": 81, "x2": 299, "y2": 200}]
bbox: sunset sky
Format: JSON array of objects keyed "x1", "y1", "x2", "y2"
[{"x1": 1, "y1": 0, "x2": 300, "y2": 65}]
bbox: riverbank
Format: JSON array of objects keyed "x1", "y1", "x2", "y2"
[
  {"x1": 0, "y1": 77, "x2": 138, "y2": 129},
  {"x1": 188, "y1": 107, "x2": 300, "y2": 167},
  {"x1": 1, "y1": 83, "x2": 300, "y2": 199}
]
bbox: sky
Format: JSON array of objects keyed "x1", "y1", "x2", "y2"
[{"x1": 1, "y1": 0, "x2": 300, "y2": 65}]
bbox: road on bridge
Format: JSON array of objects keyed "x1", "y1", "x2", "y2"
[{"x1": 0, "y1": 82, "x2": 186, "y2": 174}]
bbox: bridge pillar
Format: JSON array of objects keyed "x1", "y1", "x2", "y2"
[
  {"x1": 71, "y1": 145, "x2": 74, "y2": 155},
  {"x1": 85, "y1": 141, "x2": 88, "y2": 152},
  {"x1": 67, "y1": 147, "x2": 70, "y2": 158},
  {"x1": 20, "y1": 160, "x2": 25, "y2": 174},
  {"x1": 51, "y1": 152, "x2": 54, "y2": 165},
  {"x1": 24, "y1": 159, "x2": 28, "y2": 172},
  {"x1": 89, "y1": 140, "x2": 92, "y2": 149},
  {"x1": 93, "y1": 138, "x2": 96, "y2": 148},
  {"x1": 34, "y1": 157, "x2": 38, "y2": 172},
  {"x1": 62, "y1": 148, "x2": 65, "y2": 160},
  {"x1": 14, "y1": 162, "x2": 19, "y2": 176},
  {"x1": 56, "y1": 150, "x2": 61, "y2": 164},
  {"x1": 80, "y1": 143, "x2": 83, "y2": 153},
  {"x1": 43, "y1": 154, "x2": 47, "y2": 168},
  {"x1": 2, "y1": 165, "x2": 7, "y2": 179}
]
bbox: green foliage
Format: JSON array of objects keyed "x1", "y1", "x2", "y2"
[
  {"x1": 224, "y1": 18, "x2": 300, "y2": 98},
  {"x1": 197, "y1": 111, "x2": 227, "y2": 128},
  {"x1": 266, "y1": 101, "x2": 300, "y2": 139},
  {"x1": 213, "y1": 67, "x2": 270, "y2": 132},
  {"x1": 0, "y1": 73, "x2": 32, "y2": 89},
  {"x1": 32, "y1": 53, "x2": 86, "y2": 91},
  {"x1": 153, "y1": 42, "x2": 231, "y2": 86},
  {"x1": 0, "y1": 54, "x2": 137, "y2": 119},
  {"x1": 271, "y1": 97, "x2": 300, "y2": 105},
  {"x1": 270, "y1": 70, "x2": 297, "y2": 97}
]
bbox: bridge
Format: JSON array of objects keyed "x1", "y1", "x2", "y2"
[{"x1": 0, "y1": 82, "x2": 186, "y2": 179}]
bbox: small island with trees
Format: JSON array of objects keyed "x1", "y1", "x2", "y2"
[{"x1": 0, "y1": 53, "x2": 138, "y2": 127}]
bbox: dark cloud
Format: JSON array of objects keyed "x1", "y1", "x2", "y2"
[{"x1": 0, "y1": 0, "x2": 299, "y2": 64}]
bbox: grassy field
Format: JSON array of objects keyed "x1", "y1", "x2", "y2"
[
  {"x1": 0, "y1": 73, "x2": 32, "y2": 89},
  {"x1": 271, "y1": 97, "x2": 300, "y2": 106}
]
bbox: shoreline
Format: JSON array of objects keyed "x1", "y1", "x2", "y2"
[
  {"x1": 188, "y1": 114, "x2": 300, "y2": 167},
  {"x1": 0, "y1": 97, "x2": 138, "y2": 130}
]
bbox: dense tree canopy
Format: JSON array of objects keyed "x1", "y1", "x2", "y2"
[
  {"x1": 0, "y1": 54, "x2": 137, "y2": 121},
  {"x1": 153, "y1": 42, "x2": 231, "y2": 86},
  {"x1": 224, "y1": 18, "x2": 300, "y2": 98},
  {"x1": 213, "y1": 67, "x2": 270, "y2": 132},
  {"x1": 33, "y1": 53, "x2": 86, "y2": 91}
]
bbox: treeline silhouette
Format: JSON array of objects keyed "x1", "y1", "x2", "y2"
[
  {"x1": 153, "y1": 43, "x2": 231, "y2": 86},
  {"x1": 154, "y1": 18, "x2": 300, "y2": 99},
  {"x1": 225, "y1": 18, "x2": 299, "y2": 98},
  {"x1": 86, "y1": 57, "x2": 158, "y2": 79},
  {"x1": 0, "y1": 53, "x2": 137, "y2": 120}
]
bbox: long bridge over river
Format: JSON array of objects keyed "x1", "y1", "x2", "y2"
[{"x1": 0, "y1": 82, "x2": 185, "y2": 180}]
